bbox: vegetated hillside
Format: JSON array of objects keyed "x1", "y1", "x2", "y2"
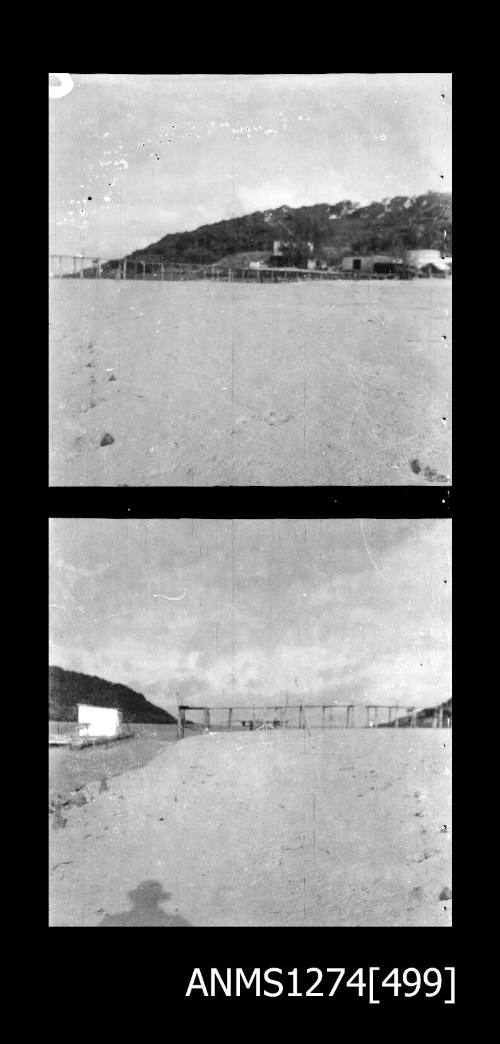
[
  {"x1": 49, "y1": 666, "x2": 176, "y2": 724},
  {"x1": 116, "y1": 192, "x2": 451, "y2": 267},
  {"x1": 210, "y1": 250, "x2": 271, "y2": 269}
]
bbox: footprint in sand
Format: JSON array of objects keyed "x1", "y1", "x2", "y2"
[
  {"x1": 265, "y1": 410, "x2": 292, "y2": 426},
  {"x1": 52, "y1": 807, "x2": 67, "y2": 830}
]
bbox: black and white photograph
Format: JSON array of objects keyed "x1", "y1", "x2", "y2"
[
  {"x1": 47, "y1": 69, "x2": 454, "y2": 987},
  {"x1": 49, "y1": 517, "x2": 451, "y2": 928},
  {"x1": 49, "y1": 73, "x2": 452, "y2": 487}
]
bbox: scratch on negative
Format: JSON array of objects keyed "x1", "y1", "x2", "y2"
[
  {"x1": 359, "y1": 519, "x2": 388, "y2": 579},
  {"x1": 153, "y1": 589, "x2": 187, "y2": 601}
]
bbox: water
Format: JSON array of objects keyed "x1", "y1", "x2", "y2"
[{"x1": 49, "y1": 723, "x2": 178, "y2": 794}]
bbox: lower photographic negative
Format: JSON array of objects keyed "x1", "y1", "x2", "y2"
[{"x1": 49, "y1": 518, "x2": 451, "y2": 927}]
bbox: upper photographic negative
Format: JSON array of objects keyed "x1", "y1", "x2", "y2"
[{"x1": 49, "y1": 73, "x2": 451, "y2": 486}]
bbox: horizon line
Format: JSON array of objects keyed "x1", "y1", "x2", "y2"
[{"x1": 53, "y1": 187, "x2": 452, "y2": 263}]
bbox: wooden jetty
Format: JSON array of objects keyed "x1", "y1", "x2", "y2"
[
  {"x1": 49, "y1": 727, "x2": 135, "y2": 750},
  {"x1": 69, "y1": 730, "x2": 135, "y2": 751},
  {"x1": 50, "y1": 255, "x2": 446, "y2": 283},
  {"x1": 176, "y1": 703, "x2": 452, "y2": 739}
]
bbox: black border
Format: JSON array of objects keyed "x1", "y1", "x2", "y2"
[{"x1": 49, "y1": 487, "x2": 452, "y2": 517}]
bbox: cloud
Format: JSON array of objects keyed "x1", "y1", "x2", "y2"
[
  {"x1": 50, "y1": 74, "x2": 452, "y2": 258},
  {"x1": 49, "y1": 519, "x2": 451, "y2": 711}
]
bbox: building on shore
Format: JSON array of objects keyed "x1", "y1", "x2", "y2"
[
  {"x1": 268, "y1": 240, "x2": 288, "y2": 268},
  {"x1": 377, "y1": 698, "x2": 452, "y2": 728},
  {"x1": 341, "y1": 254, "x2": 403, "y2": 274},
  {"x1": 404, "y1": 249, "x2": 451, "y2": 274},
  {"x1": 77, "y1": 704, "x2": 122, "y2": 738}
]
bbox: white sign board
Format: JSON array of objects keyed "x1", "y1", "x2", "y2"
[{"x1": 78, "y1": 704, "x2": 121, "y2": 737}]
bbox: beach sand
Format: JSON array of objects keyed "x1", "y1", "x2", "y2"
[
  {"x1": 49, "y1": 728, "x2": 452, "y2": 927},
  {"x1": 49, "y1": 279, "x2": 451, "y2": 486}
]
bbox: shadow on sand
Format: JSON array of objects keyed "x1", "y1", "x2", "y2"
[{"x1": 99, "y1": 881, "x2": 192, "y2": 926}]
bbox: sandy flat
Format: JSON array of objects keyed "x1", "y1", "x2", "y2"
[
  {"x1": 49, "y1": 729, "x2": 452, "y2": 927},
  {"x1": 49, "y1": 280, "x2": 451, "y2": 486}
]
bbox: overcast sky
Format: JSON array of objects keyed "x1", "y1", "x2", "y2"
[
  {"x1": 49, "y1": 519, "x2": 451, "y2": 714},
  {"x1": 49, "y1": 73, "x2": 452, "y2": 261}
]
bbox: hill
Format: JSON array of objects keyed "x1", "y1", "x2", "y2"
[
  {"x1": 49, "y1": 666, "x2": 176, "y2": 724},
  {"x1": 114, "y1": 192, "x2": 451, "y2": 268}
]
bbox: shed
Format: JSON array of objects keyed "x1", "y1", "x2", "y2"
[
  {"x1": 342, "y1": 256, "x2": 371, "y2": 273},
  {"x1": 342, "y1": 254, "x2": 402, "y2": 273},
  {"x1": 77, "y1": 704, "x2": 122, "y2": 737}
]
